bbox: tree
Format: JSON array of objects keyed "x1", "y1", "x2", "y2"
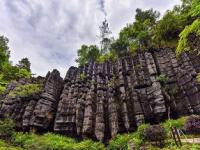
[
  {"x1": 111, "y1": 8, "x2": 160, "y2": 56},
  {"x1": 176, "y1": 0, "x2": 200, "y2": 55},
  {"x1": 0, "y1": 36, "x2": 10, "y2": 71},
  {"x1": 135, "y1": 8, "x2": 160, "y2": 24},
  {"x1": 76, "y1": 45, "x2": 100, "y2": 66},
  {"x1": 17, "y1": 58, "x2": 31, "y2": 72},
  {"x1": 99, "y1": 19, "x2": 112, "y2": 54}
]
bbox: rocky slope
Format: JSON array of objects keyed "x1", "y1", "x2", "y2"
[{"x1": 0, "y1": 49, "x2": 200, "y2": 142}]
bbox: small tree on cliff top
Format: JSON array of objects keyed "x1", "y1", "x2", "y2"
[{"x1": 99, "y1": 18, "x2": 112, "y2": 54}]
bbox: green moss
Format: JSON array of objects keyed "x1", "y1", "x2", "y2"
[{"x1": 8, "y1": 84, "x2": 42, "y2": 98}]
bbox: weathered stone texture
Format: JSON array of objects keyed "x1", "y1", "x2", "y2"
[{"x1": 0, "y1": 49, "x2": 200, "y2": 142}]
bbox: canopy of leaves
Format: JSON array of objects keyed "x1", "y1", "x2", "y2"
[
  {"x1": 176, "y1": 0, "x2": 200, "y2": 55},
  {"x1": 17, "y1": 58, "x2": 31, "y2": 72},
  {"x1": 0, "y1": 36, "x2": 32, "y2": 95},
  {"x1": 76, "y1": 45, "x2": 100, "y2": 66},
  {"x1": 0, "y1": 36, "x2": 10, "y2": 71},
  {"x1": 111, "y1": 8, "x2": 160, "y2": 56}
]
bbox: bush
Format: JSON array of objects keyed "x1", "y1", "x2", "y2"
[
  {"x1": 0, "y1": 85, "x2": 6, "y2": 95},
  {"x1": 184, "y1": 115, "x2": 200, "y2": 134},
  {"x1": 143, "y1": 125, "x2": 167, "y2": 146},
  {"x1": 109, "y1": 134, "x2": 130, "y2": 150},
  {"x1": 176, "y1": 19, "x2": 200, "y2": 55},
  {"x1": 136, "y1": 123, "x2": 150, "y2": 140},
  {"x1": 8, "y1": 84, "x2": 42, "y2": 98},
  {"x1": 0, "y1": 119, "x2": 15, "y2": 140},
  {"x1": 0, "y1": 139, "x2": 23, "y2": 150},
  {"x1": 162, "y1": 117, "x2": 187, "y2": 133},
  {"x1": 13, "y1": 132, "x2": 105, "y2": 150}
]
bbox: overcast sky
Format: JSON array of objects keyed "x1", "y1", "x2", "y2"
[{"x1": 0, "y1": 0, "x2": 181, "y2": 77}]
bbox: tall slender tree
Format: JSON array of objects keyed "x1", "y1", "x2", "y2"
[{"x1": 99, "y1": 18, "x2": 112, "y2": 54}]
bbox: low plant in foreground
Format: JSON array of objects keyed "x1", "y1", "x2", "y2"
[
  {"x1": 13, "y1": 132, "x2": 105, "y2": 150},
  {"x1": 0, "y1": 118, "x2": 15, "y2": 140}
]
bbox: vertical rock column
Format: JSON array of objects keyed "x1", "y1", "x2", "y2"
[
  {"x1": 54, "y1": 67, "x2": 78, "y2": 135},
  {"x1": 95, "y1": 63, "x2": 105, "y2": 141},
  {"x1": 82, "y1": 62, "x2": 97, "y2": 138},
  {"x1": 31, "y1": 69, "x2": 63, "y2": 131}
]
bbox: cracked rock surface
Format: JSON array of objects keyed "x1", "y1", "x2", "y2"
[{"x1": 0, "y1": 49, "x2": 200, "y2": 142}]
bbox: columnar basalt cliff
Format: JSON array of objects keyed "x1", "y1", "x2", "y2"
[{"x1": 0, "y1": 49, "x2": 200, "y2": 142}]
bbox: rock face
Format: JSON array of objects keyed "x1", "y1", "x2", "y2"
[{"x1": 0, "y1": 49, "x2": 200, "y2": 142}]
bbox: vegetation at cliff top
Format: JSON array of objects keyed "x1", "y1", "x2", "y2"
[
  {"x1": 0, "y1": 36, "x2": 32, "y2": 95},
  {"x1": 8, "y1": 84, "x2": 42, "y2": 98},
  {"x1": 76, "y1": 0, "x2": 200, "y2": 66}
]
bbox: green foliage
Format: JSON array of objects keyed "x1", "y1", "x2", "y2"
[
  {"x1": 197, "y1": 73, "x2": 200, "y2": 82},
  {"x1": 190, "y1": 0, "x2": 200, "y2": 17},
  {"x1": 136, "y1": 123, "x2": 150, "y2": 140},
  {"x1": 13, "y1": 132, "x2": 105, "y2": 150},
  {"x1": 162, "y1": 117, "x2": 187, "y2": 133},
  {"x1": 0, "y1": 119, "x2": 15, "y2": 140},
  {"x1": 176, "y1": 19, "x2": 200, "y2": 55},
  {"x1": 0, "y1": 35, "x2": 32, "y2": 93},
  {"x1": 17, "y1": 58, "x2": 31, "y2": 72},
  {"x1": 153, "y1": 10, "x2": 187, "y2": 48},
  {"x1": 112, "y1": 8, "x2": 160, "y2": 56},
  {"x1": 0, "y1": 36, "x2": 10, "y2": 71},
  {"x1": 16, "y1": 69, "x2": 31, "y2": 79},
  {"x1": 109, "y1": 134, "x2": 130, "y2": 150},
  {"x1": 8, "y1": 84, "x2": 42, "y2": 98},
  {"x1": 76, "y1": 45, "x2": 100, "y2": 66},
  {"x1": 156, "y1": 74, "x2": 169, "y2": 87},
  {"x1": 97, "y1": 50, "x2": 117, "y2": 63},
  {"x1": 0, "y1": 140, "x2": 23, "y2": 150},
  {"x1": 80, "y1": 73, "x2": 86, "y2": 81},
  {"x1": 0, "y1": 85, "x2": 6, "y2": 95}
]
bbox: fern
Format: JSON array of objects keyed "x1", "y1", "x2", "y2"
[{"x1": 176, "y1": 19, "x2": 200, "y2": 55}]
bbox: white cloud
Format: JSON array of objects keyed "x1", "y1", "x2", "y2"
[{"x1": 0, "y1": 0, "x2": 181, "y2": 77}]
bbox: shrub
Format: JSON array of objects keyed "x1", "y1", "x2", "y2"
[
  {"x1": 184, "y1": 115, "x2": 200, "y2": 134},
  {"x1": 0, "y1": 119, "x2": 15, "y2": 140},
  {"x1": 143, "y1": 125, "x2": 167, "y2": 146},
  {"x1": 8, "y1": 84, "x2": 42, "y2": 98},
  {"x1": 156, "y1": 74, "x2": 169, "y2": 86},
  {"x1": 0, "y1": 85, "x2": 6, "y2": 95},
  {"x1": 176, "y1": 19, "x2": 200, "y2": 55},
  {"x1": 13, "y1": 132, "x2": 105, "y2": 150},
  {"x1": 0, "y1": 139, "x2": 23, "y2": 150},
  {"x1": 162, "y1": 117, "x2": 187, "y2": 133},
  {"x1": 109, "y1": 134, "x2": 130, "y2": 150},
  {"x1": 136, "y1": 123, "x2": 150, "y2": 140}
]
